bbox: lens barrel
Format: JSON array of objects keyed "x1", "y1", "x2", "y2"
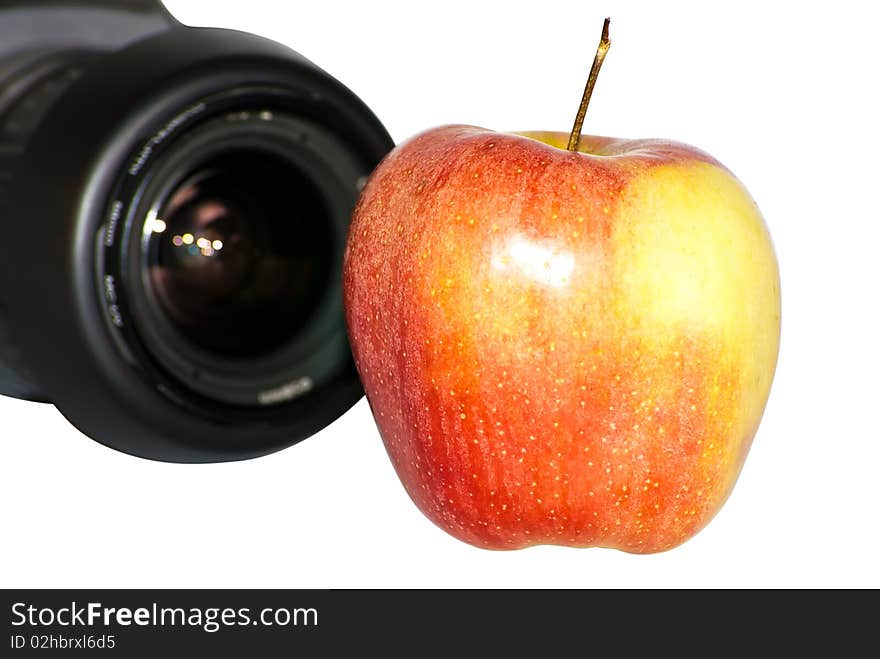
[{"x1": 0, "y1": 3, "x2": 393, "y2": 462}]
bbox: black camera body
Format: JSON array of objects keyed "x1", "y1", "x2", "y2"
[{"x1": 0, "y1": 1, "x2": 394, "y2": 461}]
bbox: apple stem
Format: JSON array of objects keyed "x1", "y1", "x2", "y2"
[{"x1": 567, "y1": 17, "x2": 612, "y2": 152}]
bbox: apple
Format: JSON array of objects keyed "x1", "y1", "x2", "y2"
[{"x1": 343, "y1": 26, "x2": 779, "y2": 553}]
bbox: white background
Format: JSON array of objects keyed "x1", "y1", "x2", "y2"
[{"x1": 2, "y1": 0, "x2": 878, "y2": 588}]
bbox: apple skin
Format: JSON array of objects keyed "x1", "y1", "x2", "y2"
[{"x1": 343, "y1": 125, "x2": 780, "y2": 553}]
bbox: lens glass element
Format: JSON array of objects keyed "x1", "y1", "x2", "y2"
[{"x1": 145, "y1": 151, "x2": 333, "y2": 358}]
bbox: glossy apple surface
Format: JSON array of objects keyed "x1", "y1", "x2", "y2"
[{"x1": 343, "y1": 125, "x2": 780, "y2": 553}]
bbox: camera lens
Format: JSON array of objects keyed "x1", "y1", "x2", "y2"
[
  {"x1": 147, "y1": 151, "x2": 333, "y2": 359},
  {"x1": 0, "y1": 13, "x2": 395, "y2": 462},
  {"x1": 122, "y1": 109, "x2": 365, "y2": 409}
]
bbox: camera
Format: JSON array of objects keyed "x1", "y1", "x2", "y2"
[{"x1": 0, "y1": 1, "x2": 394, "y2": 462}]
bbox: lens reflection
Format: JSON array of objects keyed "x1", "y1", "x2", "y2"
[{"x1": 147, "y1": 152, "x2": 334, "y2": 358}]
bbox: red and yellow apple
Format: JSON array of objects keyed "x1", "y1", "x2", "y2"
[{"x1": 343, "y1": 125, "x2": 779, "y2": 553}]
